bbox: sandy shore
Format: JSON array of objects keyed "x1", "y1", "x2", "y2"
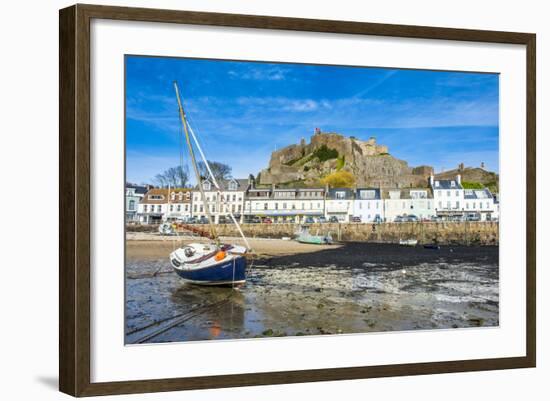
[
  {"x1": 125, "y1": 240, "x2": 499, "y2": 343},
  {"x1": 126, "y1": 232, "x2": 340, "y2": 260}
]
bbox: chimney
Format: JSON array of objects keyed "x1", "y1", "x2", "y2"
[
  {"x1": 429, "y1": 175, "x2": 434, "y2": 187},
  {"x1": 456, "y1": 174, "x2": 461, "y2": 185}
]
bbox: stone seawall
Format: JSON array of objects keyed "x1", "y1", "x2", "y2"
[{"x1": 212, "y1": 222, "x2": 499, "y2": 245}]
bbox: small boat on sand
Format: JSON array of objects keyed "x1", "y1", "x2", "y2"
[
  {"x1": 168, "y1": 82, "x2": 251, "y2": 286},
  {"x1": 423, "y1": 244, "x2": 441, "y2": 250},
  {"x1": 295, "y1": 226, "x2": 333, "y2": 245},
  {"x1": 399, "y1": 239, "x2": 418, "y2": 246},
  {"x1": 170, "y1": 243, "x2": 247, "y2": 285}
]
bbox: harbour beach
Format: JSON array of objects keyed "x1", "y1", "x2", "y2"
[{"x1": 126, "y1": 236, "x2": 499, "y2": 343}]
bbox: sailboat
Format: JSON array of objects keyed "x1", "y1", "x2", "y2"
[{"x1": 169, "y1": 82, "x2": 251, "y2": 286}]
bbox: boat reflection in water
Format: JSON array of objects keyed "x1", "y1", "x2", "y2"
[{"x1": 168, "y1": 284, "x2": 246, "y2": 341}]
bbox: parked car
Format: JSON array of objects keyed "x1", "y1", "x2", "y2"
[
  {"x1": 406, "y1": 214, "x2": 419, "y2": 222},
  {"x1": 251, "y1": 216, "x2": 261, "y2": 224},
  {"x1": 304, "y1": 217, "x2": 315, "y2": 224},
  {"x1": 187, "y1": 216, "x2": 198, "y2": 224},
  {"x1": 317, "y1": 216, "x2": 327, "y2": 224},
  {"x1": 394, "y1": 216, "x2": 404, "y2": 223},
  {"x1": 373, "y1": 215, "x2": 382, "y2": 224},
  {"x1": 465, "y1": 213, "x2": 481, "y2": 222},
  {"x1": 351, "y1": 216, "x2": 362, "y2": 223},
  {"x1": 198, "y1": 216, "x2": 209, "y2": 224},
  {"x1": 329, "y1": 216, "x2": 339, "y2": 223},
  {"x1": 262, "y1": 217, "x2": 273, "y2": 224},
  {"x1": 218, "y1": 215, "x2": 228, "y2": 224}
]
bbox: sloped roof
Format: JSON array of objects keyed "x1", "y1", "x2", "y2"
[
  {"x1": 432, "y1": 179, "x2": 463, "y2": 190},
  {"x1": 382, "y1": 187, "x2": 433, "y2": 200},
  {"x1": 355, "y1": 188, "x2": 381, "y2": 200},
  {"x1": 464, "y1": 188, "x2": 493, "y2": 199},
  {"x1": 326, "y1": 188, "x2": 354, "y2": 199}
]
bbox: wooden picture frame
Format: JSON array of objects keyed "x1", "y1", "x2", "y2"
[{"x1": 59, "y1": 3, "x2": 536, "y2": 397}]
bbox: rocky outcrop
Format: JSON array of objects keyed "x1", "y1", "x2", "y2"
[{"x1": 258, "y1": 131, "x2": 433, "y2": 188}]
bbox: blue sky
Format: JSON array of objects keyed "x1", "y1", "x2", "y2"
[{"x1": 126, "y1": 55, "x2": 499, "y2": 185}]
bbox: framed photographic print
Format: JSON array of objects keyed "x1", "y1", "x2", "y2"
[{"x1": 59, "y1": 4, "x2": 536, "y2": 397}]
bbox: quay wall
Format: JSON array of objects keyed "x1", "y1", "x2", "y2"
[{"x1": 206, "y1": 222, "x2": 498, "y2": 245}]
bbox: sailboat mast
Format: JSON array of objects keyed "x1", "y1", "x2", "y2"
[{"x1": 173, "y1": 81, "x2": 218, "y2": 241}]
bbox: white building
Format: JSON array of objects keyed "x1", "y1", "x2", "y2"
[
  {"x1": 353, "y1": 188, "x2": 383, "y2": 223},
  {"x1": 325, "y1": 188, "x2": 354, "y2": 222},
  {"x1": 383, "y1": 188, "x2": 435, "y2": 222},
  {"x1": 431, "y1": 175, "x2": 464, "y2": 218},
  {"x1": 244, "y1": 187, "x2": 325, "y2": 223},
  {"x1": 137, "y1": 188, "x2": 169, "y2": 224},
  {"x1": 125, "y1": 185, "x2": 148, "y2": 223},
  {"x1": 164, "y1": 189, "x2": 193, "y2": 222},
  {"x1": 191, "y1": 178, "x2": 249, "y2": 223},
  {"x1": 463, "y1": 188, "x2": 496, "y2": 221}
]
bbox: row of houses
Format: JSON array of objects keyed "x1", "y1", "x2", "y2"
[{"x1": 126, "y1": 174, "x2": 499, "y2": 225}]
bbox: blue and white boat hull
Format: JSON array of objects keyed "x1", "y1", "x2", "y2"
[{"x1": 170, "y1": 243, "x2": 247, "y2": 286}]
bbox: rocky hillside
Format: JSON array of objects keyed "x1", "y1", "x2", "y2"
[
  {"x1": 436, "y1": 167, "x2": 499, "y2": 193},
  {"x1": 258, "y1": 131, "x2": 434, "y2": 188}
]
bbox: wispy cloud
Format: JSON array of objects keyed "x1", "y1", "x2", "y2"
[{"x1": 228, "y1": 66, "x2": 289, "y2": 81}]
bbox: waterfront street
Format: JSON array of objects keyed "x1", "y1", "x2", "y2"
[{"x1": 125, "y1": 237, "x2": 499, "y2": 344}]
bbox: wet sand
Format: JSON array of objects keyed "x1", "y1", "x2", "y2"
[
  {"x1": 126, "y1": 234, "x2": 339, "y2": 261},
  {"x1": 125, "y1": 238, "x2": 499, "y2": 344}
]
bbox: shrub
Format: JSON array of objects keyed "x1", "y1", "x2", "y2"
[
  {"x1": 461, "y1": 181, "x2": 485, "y2": 189},
  {"x1": 320, "y1": 170, "x2": 356, "y2": 188},
  {"x1": 313, "y1": 145, "x2": 339, "y2": 162}
]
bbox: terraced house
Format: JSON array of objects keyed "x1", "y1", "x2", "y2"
[
  {"x1": 244, "y1": 186, "x2": 325, "y2": 223},
  {"x1": 191, "y1": 178, "x2": 249, "y2": 223},
  {"x1": 383, "y1": 188, "x2": 435, "y2": 222},
  {"x1": 353, "y1": 188, "x2": 383, "y2": 223}
]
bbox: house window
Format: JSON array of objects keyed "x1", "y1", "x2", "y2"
[
  {"x1": 264, "y1": 203, "x2": 268, "y2": 210},
  {"x1": 232, "y1": 194, "x2": 236, "y2": 202},
  {"x1": 336, "y1": 191, "x2": 345, "y2": 199},
  {"x1": 456, "y1": 191, "x2": 459, "y2": 197},
  {"x1": 128, "y1": 200, "x2": 135, "y2": 211},
  {"x1": 171, "y1": 192, "x2": 175, "y2": 201},
  {"x1": 283, "y1": 203, "x2": 287, "y2": 209},
  {"x1": 446, "y1": 191, "x2": 451, "y2": 197},
  {"x1": 149, "y1": 195, "x2": 164, "y2": 200},
  {"x1": 238, "y1": 205, "x2": 242, "y2": 212},
  {"x1": 275, "y1": 203, "x2": 279, "y2": 210},
  {"x1": 156, "y1": 205, "x2": 161, "y2": 212},
  {"x1": 446, "y1": 201, "x2": 451, "y2": 209},
  {"x1": 451, "y1": 181, "x2": 456, "y2": 188},
  {"x1": 193, "y1": 205, "x2": 197, "y2": 212},
  {"x1": 143, "y1": 205, "x2": 148, "y2": 212},
  {"x1": 200, "y1": 205, "x2": 204, "y2": 212},
  {"x1": 203, "y1": 181, "x2": 211, "y2": 190},
  {"x1": 177, "y1": 205, "x2": 181, "y2": 212},
  {"x1": 438, "y1": 201, "x2": 442, "y2": 209},
  {"x1": 228, "y1": 181, "x2": 237, "y2": 190},
  {"x1": 455, "y1": 201, "x2": 459, "y2": 209},
  {"x1": 169, "y1": 205, "x2": 174, "y2": 212}
]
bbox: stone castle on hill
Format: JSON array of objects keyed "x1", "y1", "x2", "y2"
[{"x1": 258, "y1": 130, "x2": 434, "y2": 188}]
